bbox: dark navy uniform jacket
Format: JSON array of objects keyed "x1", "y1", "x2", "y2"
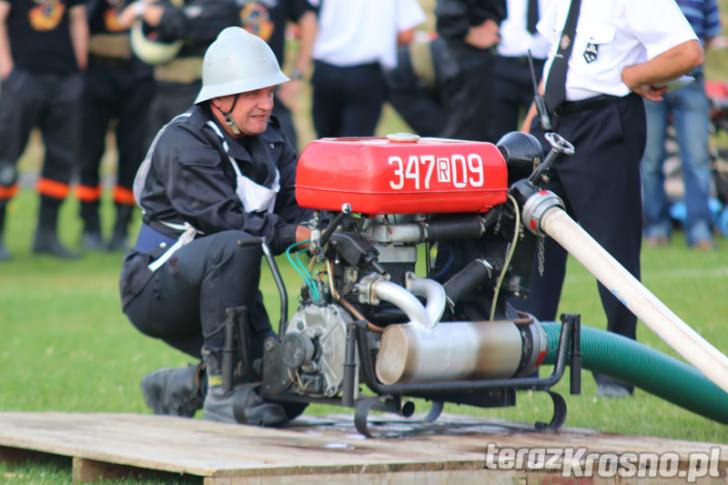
[
  {"x1": 154, "y1": 0, "x2": 242, "y2": 57},
  {"x1": 436, "y1": 0, "x2": 507, "y2": 44},
  {"x1": 120, "y1": 104, "x2": 309, "y2": 307}
]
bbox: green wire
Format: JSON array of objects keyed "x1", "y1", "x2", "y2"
[
  {"x1": 295, "y1": 249, "x2": 321, "y2": 301},
  {"x1": 285, "y1": 240, "x2": 320, "y2": 303}
]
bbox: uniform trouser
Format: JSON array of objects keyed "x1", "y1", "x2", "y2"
[
  {"x1": 123, "y1": 231, "x2": 272, "y2": 360},
  {"x1": 78, "y1": 59, "x2": 155, "y2": 218},
  {"x1": 439, "y1": 44, "x2": 496, "y2": 142},
  {"x1": 489, "y1": 56, "x2": 544, "y2": 142},
  {"x1": 146, "y1": 80, "x2": 201, "y2": 149},
  {"x1": 514, "y1": 94, "x2": 646, "y2": 387},
  {"x1": 0, "y1": 68, "x2": 82, "y2": 206},
  {"x1": 384, "y1": 45, "x2": 445, "y2": 137},
  {"x1": 640, "y1": 75, "x2": 714, "y2": 245},
  {"x1": 311, "y1": 60, "x2": 385, "y2": 138}
]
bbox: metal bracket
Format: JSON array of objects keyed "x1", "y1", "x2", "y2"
[
  {"x1": 424, "y1": 401, "x2": 444, "y2": 423},
  {"x1": 534, "y1": 391, "x2": 567, "y2": 432},
  {"x1": 354, "y1": 396, "x2": 402, "y2": 438}
]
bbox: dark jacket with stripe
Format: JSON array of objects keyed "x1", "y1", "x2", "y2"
[{"x1": 120, "y1": 104, "x2": 308, "y2": 307}]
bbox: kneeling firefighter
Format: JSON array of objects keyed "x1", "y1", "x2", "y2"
[{"x1": 119, "y1": 27, "x2": 311, "y2": 425}]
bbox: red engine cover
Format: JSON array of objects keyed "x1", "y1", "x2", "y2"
[{"x1": 295, "y1": 136, "x2": 508, "y2": 214}]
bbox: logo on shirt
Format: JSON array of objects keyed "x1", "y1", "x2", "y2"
[
  {"x1": 28, "y1": 0, "x2": 65, "y2": 32},
  {"x1": 104, "y1": 5, "x2": 127, "y2": 32},
  {"x1": 583, "y1": 42, "x2": 599, "y2": 64},
  {"x1": 559, "y1": 34, "x2": 571, "y2": 51},
  {"x1": 240, "y1": 3, "x2": 274, "y2": 42}
]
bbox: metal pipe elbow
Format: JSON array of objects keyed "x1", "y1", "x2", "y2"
[
  {"x1": 371, "y1": 280, "x2": 433, "y2": 330},
  {"x1": 407, "y1": 276, "x2": 446, "y2": 327}
]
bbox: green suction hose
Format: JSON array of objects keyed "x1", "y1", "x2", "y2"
[{"x1": 541, "y1": 322, "x2": 728, "y2": 424}]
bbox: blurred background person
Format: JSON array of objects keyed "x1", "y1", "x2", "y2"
[
  {"x1": 0, "y1": 0, "x2": 87, "y2": 260},
  {"x1": 77, "y1": 0, "x2": 155, "y2": 252},
  {"x1": 640, "y1": 0, "x2": 722, "y2": 251},
  {"x1": 239, "y1": 0, "x2": 317, "y2": 150},
  {"x1": 309, "y1": 0, "x2": 425, "y2": 137},
  {"x1": 435, "y1": 0, "x2": 507, "y2": 141},
  {"x1": 384, "y1": 33, "x2": 457, "y2": 137},
  {"x1": 117, "y1": 0, "x2": 242, "y2": 143},
  {"x1": 488, "y1": 0, "x2": 549, "y2": 142}
]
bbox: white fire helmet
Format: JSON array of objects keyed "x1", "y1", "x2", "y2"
[{"x1": 194, "y1": 27, "x2": 289, "y2": 104}]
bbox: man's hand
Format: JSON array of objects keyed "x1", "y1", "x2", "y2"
[
  {"x1": 0, "y1": 1, "x2": 12, "y2": 80},
  {"x1": 276, "y1": 80, "x2": 300, "y2": 111},
  {"x1": 465, "y1": 19, "x2": 500, "y2": 49},
  {"x1": 620, "y1": 40, "x2": 703, "y2": 102},
  {"x1": 118, "y1": 0, "x2": 164, "y2": 30},
  {"x1": 0, "y1": 60, "x2": 11, "y2": 80},
  {"x1": 521, "y1": 102, "x2": 537, "y2": 133},
  {"x1": 622, "y1": 65, "x2": 669, "y2": 102},
  {"x1": 629, "y1": 83, "x2": 669, "y2": 102},
  {"x1": 295, "y1": 225, "x2": 311, "y2": 244},
  {"x1": 117, "y1": 2, "x2": 140, "y2": 29}
]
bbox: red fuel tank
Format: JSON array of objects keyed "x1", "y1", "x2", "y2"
[{"x1": 295, "y1": 135, "x2": 508, "y2": 214}]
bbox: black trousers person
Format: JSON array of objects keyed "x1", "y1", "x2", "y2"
[
  {"x1": 78, "y1": 57, "x2": 154, "y2": 250},
  {"x1": 489, "y1": 56, "x2": 545, "y2": 141},
  {"x1": 122, "y1": 230, "x2": 270, "y2": 359},
  {"x1": 121, "y1": 229, "x2": 305, "y2": 418},
  {"x1": 384, "y1": 38, "x2": 459, "y2": 137},
  {"x1": 146, "y1": 80, "x2": 202, "y2": 146},
  {"x1": 0, "y1": 69, "x2": 83, "y2": 259},
  {"x1": 516, "y1": 93, "x2": 646, "y2": 393},
  {"x1": 311, "y1": 60, "x2": 386, "y2": 137},
  {"x1": 439, "y1": 45, "x2": 497, "y2": 141}
]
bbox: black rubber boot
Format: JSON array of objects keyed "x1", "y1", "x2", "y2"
[
  {"x1": 107, "y1": 203, "x2": 134, "y2": 252},
  {"x1": 0, "y1": 202, "x2": 9, "y2": 261},
  {"x1": 33, "y1": 197, "x2": 80, "y2": 259},
  {"x1": 140, "y1": 363, "x2": 205, "y2": 417},
  {"x1": 201, "y1": 348, "x2": 287, "y2": 426},
  {"x1": 593, "y1": 372, "x2": 634, "y2": 398},
  {"x1": 232, "y1": 384, "x2": 289, "y2": 427},
  {"x1": 80, "y1": 200, "x2": 105, "y2": 251}
]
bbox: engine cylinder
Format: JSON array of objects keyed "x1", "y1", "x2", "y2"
[{"x1": 375, "y1": 320, "x2": 546, "y2": 385}]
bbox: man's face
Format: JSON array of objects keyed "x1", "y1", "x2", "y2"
[{"x1": 214, "y1": 86, "x2": 276, "y2": 136}]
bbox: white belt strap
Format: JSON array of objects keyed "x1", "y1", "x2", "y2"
[{"x1": 148, "y1": 222, "x2": 198, "y2": 272}]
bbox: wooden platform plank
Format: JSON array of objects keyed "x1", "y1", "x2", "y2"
[
  {"x1": 0, "y1": 412, "x2": 724, "y2": 483},
  {"x1": 202, "y1": 469, "x2": 528, "y2": 485},
  {"x1": 0, "y1": 444, "x2": 69, "y2": 466},
  {"x1": 72, "y1": 457, "x2": 138, "y2": 483}
]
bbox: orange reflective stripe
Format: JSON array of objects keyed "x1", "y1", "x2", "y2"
[
  {"x1": 76, "y1": 184, "x2": 103, "y2": 202},
  {"x1": 0, "y1": 184, "x2": 19, "y2": 200},
  {"x1": 36, "y1": 178, "x2": 70, "y2": 199},
  {"x1": 113, "y1": 186, "x2": 136, "y2": 205}
]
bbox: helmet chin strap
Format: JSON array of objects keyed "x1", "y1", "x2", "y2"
[{"x1": 214, "y1": 94, "x2": 241, "y2": 136}]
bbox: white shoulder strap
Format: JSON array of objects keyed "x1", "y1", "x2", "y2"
[{"x1": 133, "y1": 113, "x2": 192, "y2": 212}]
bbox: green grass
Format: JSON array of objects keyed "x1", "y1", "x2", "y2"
[
  {"x1": 0, "y1": 460, "x2": 72, "y2": 485},
  {"x1": 4, "y1": 5, "x2": 728, "y2": 480},
  {"x1": 2, "y1": 191, "x2": 727, "y2": 431}
]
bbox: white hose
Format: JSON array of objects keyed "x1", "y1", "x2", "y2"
[
  {"x1": 371, "y1": 280, "x2": 434, "y2": 330},
  {"x1": 408, "y1": 277, "x2": 447, "y2": 326},
  {"x1": 541, "y1": 207, "x2": 728, "y2": 394}
]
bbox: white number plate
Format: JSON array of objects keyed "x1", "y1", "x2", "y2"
[{"x1": 388, "y1": 154, "x2": 485, "y2": 191}]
